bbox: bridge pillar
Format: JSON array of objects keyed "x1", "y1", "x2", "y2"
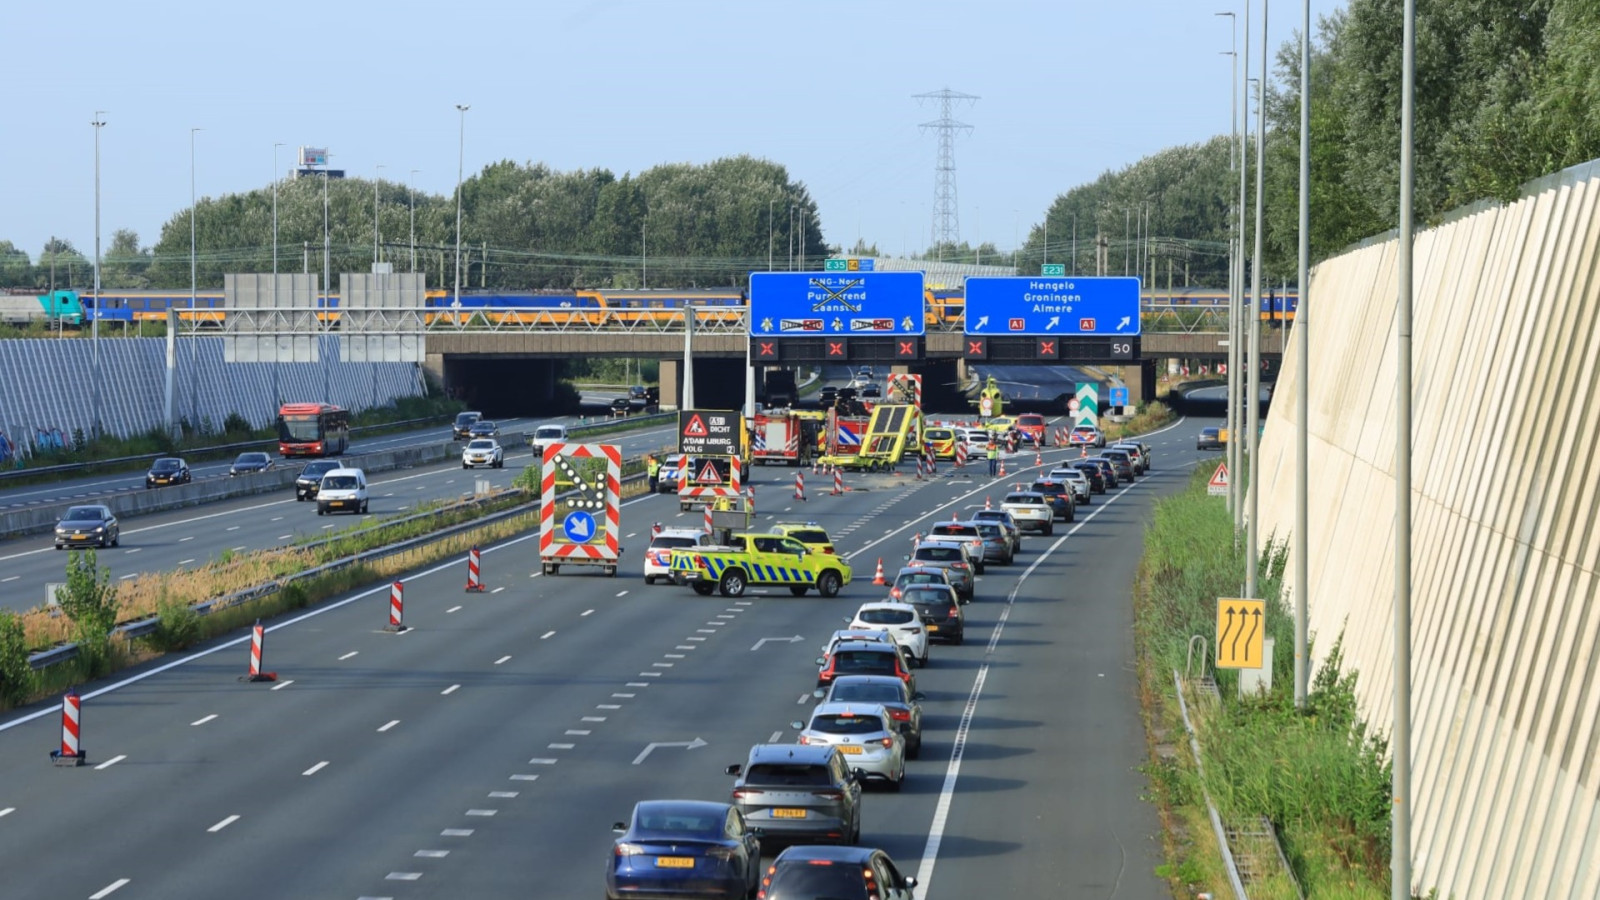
[{"x1": 659, "y1": 359, "x2": 681, "y2": 412}]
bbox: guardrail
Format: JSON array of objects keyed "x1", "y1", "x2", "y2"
[
  {"x1": 0, "y1": 415, "x2": 450, "y2": 484},
  {"x1": 27, "y1": 466, "x2": 650, "y2": 672}
]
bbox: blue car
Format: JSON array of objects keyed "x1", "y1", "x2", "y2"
[{"x1": 606, "y1": 799, "x2": 761, "y2": 900}]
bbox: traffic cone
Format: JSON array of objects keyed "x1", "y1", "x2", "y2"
[
  {"x1": 652, "y1": 522, "x2": 663, "y2": 538},
  {"x1": 385, "y1": 581, "x2": 408, "y2": 633},
  {"x1": 871, "y1": 558, "x2": 887, "y2": 585},
  {"x1": 240, "y1": 619, "x2": 277, "y2": 682},
  {"x1": 50, "y1": 691, "x2": 85, "y2": 766},
  {"x1": 998, "y1": 457, "x2": 1007, "y2": 478},
  {"x1": 465, "y1": 546, "x2": 486, "y2": 592},
  {"x1": 1080, "y1": 446, "x2": 1088, "y2": 459},
  {"x1": 794, "y1": 471, "x2": 806, "y2": 501},
  {"x1": 1036, "y1": 448, "x2": 1043, "y2": 468},
  {"x1": 985, "y1": 495, "x2": 992, "y2": 510}
]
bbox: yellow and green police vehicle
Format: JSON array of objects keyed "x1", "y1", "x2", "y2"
[{"x1": 669, "y1": 532, "x2": 853, "y2": 598}]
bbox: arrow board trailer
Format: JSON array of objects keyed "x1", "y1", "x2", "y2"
[{"x1": 539, "y1": 442, "x2": 622, "y2": 577}]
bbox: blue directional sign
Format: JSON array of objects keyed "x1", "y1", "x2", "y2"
[
  {"x1": 750, "y1": 271, "x2": 925, "y2": 337},
  {"x1": 963, "y1": 276, "x2": 1141, "y2": 336},
  {"x1": 562, "y1": 510, "x2": 596, "y2": 542},
  {"x1": 1109, "y1": 385, "x2": 1130, "y2": 407}
]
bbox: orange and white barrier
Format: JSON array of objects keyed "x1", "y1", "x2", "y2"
[
  {"x1": 385, "y1": 581, "x2": 408, "y2": 633},
  {"x1": 794, "y1": 472, "x2": 806, "y2": 502},
  {"x1": 465, "y1": 546, "x2": 486, "y2": 592},
  {"x1": 242, "y1": 619, "x2": 277, "y2": 682},
  {"x1": 51, "y1": 691, "x2": 84, "y2": 766},
  {"x1": 831, "y1": 469, "x2": 844, "y2": 496}
]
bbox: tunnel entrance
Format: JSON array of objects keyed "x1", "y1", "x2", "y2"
[{"x1": 442, "y1": 356, "x2": 568, "y2": 417}]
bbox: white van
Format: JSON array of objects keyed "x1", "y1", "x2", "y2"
[{"x1": 316, "y1": 467, "x2": 369, "y2": 515}]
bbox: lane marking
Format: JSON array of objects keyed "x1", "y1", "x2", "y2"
[
  {"x1": 597, "y1": 704, "x2": 621, "y2": 710},
  {"x1": 491, "y1": 587, "x2": 505, "y2": 594},
  {"x1": 89, "y1": 879, "x2": 130, "y2": 899},
  {"x1": 675, "y1": 645, "x2": 695, "y2": 650},
  {"x1": 207, "y1": 814, "x2": 240, "y2": 833},
  {"x1": 0, "y1": 576, "x2": 16, "y2": 583},
  {"x1": 541, "y1": 630, "x2": 556, "y2": 639},
  {"x1": 639, "y1": 672, "x2": 662, "y2": 678},
  {"x1": 271, "y1": 517, "x2": 284, "y2": 522},
  {"x1": 465, "y1": 809, "x2": 497, "y2": 817},
  {"x1": 687, "y1": 637, "x2": 707, "y2": 642},
  {"x1": 177, "y1": 558, "x2": 195, "y2": 565},
  {"x1": 178, "y1": 536, "x2": 194, "y2": 542},
  {"x1": 769, "y1": 730, "x2": 784, "y2": 742},
  {"x1": 441, "y1": 684, "x2": 460, "y2": 696},
  {"x1": 270, "y1": 679, "x2": 294, "y2": 691},
  {"x1": 95, "y1": 755, "x2": 126, "y2": 770},
  {"x1": 797, "y1": 693, "x2": 811, "y2": 705},
  {"x1": 582, "y1": 609, "x2": 595, "y2": 616},
  {"x1": 302, "y1": 761, "x2": 329, "y2": 776},
  {"x1": 277, "y1": 534, "x2": 292, "y2": 541},
  {"x1": 415, "y1": 850, "x2": 449, "y2": 858},
  {"x1": 0, "y1": 806, "x2": 12, "y2": 816},
  {"x1": 442, "y1": 828, "x2": 475, "y2": 836},
  {"x1": 549, "y1": 743, "x2": 575, "y2": 749},
  {"x1": 566, "y1": 729, "x2": 591, "y2": 735},
  {"x1": 119, "y1": 574, "x2": 137, "y2": 581},
  {"x1": 612, "y1": 693, "x2": 635, "y2": 699},
  {"x1": 652, "y1": 662, "x2": 673, "y2": 668},
  {"x1": 226, "y1": 526, "x2": 240, "y2": 532},
  {"x1": 527, "y1": 758, "x2": 558, "y2": 765},
  {"x1": 190, "y1": 714, "x2": 217, "y2": 727},
  {"x1": 123, "y1": 548, "x2": 141, "y2": 554},
  {"x1": 581, "y1": 716, "x2": 606, "y2": 722},
  {"x1": 665, "y1": 653, "x2": 685, "y2": 659},
  {"x1": 378, "y1": 720, "x2": 400, "y2": 732},
  {"x1": 509, "y1": 774, "x2": 539, "y2": 782},
  {"x1": 386, "y1": 872, "x2": 422, "y2": 881},
  {"x1": 447, "y1": 605, "x2": 462, "y2": 613},
  {"x1": 626, "y1": 682, "x2": 649, "y2": 688},
  {"x1": 616, "y1": 590, "x2": 629, "y2": 597},
  {"x1": 494, "y1": 655, "x2": 512, "y2": 665},
  {"x1": 338, "y1": 651, "x2": 359, "y2": 661}
]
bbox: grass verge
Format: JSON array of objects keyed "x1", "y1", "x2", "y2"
[{"x1": 1134, "y1": 466, "x2": 1392, "y2": 899}]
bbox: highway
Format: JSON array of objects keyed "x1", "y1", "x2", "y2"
[
  {"x1": 0, "y1": 413, "x2": 1222, "y2": 899},
  {"x1": 0, "y1": 417, "x2": 677, "y2": 615}
]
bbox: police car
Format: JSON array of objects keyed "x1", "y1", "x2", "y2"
[{"x1": 644, "y1": 527, "x2": 711, "y2": 584}]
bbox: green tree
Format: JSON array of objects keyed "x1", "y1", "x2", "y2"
[
  {"x1": 0, "y1": 610, "x2": 34, "y2": 706},
  {"x1": 58, "y1": 550, "x2": 121, "y2": 677},
  {"x1": 39, "y1": 238, "x2": 92, "y2": 291},
  {"x1": 101, "y1": 228, "x2": 152, "y2": 288},
  {"x1": 0, "y1": 241, "x2": 32, "y2": 288}
]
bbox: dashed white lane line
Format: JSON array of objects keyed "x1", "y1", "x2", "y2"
[
  {"x1": 465, "y1": 809, "x2": 498, "y2": 817},
  {"x1": 89, "y1": 878, "x2": 130, "y2": 899},
  {"x1": 338, "y1": 651, "x2": 359, "y2": 661},
  {"x1": 687, "y1": 637, "x2": 707, "y2": 642},
  {"x1": 509, "y1": 774, "x2": 539, "y2": 782},
  {"x1": 652, "y1": 662, "x2": 674, "y2": 668},
  {"x1": 665, "y1": 653, "x2": 685, "y2": 659},
  {"x1": 94, "y1": 755, "x2": 126, "y2": 770},
  {"x1": 177, "y1": 558, "x2": 196, "y2": 565},
  {"x1": 441, "y1": 684, "x2": 460, "y2": 696},
  {"x1": 442, "y1": 828, "x2": 475, "y2": 836},
  {"x1": 716, "y1": 614, "x2": 736, "y2": 619},
  {"x1": 447, "y1": 605, "x2": 462, "y2": 613},
  {"x1": 378, "y1": 720, "x2": 400, "y2": 732},
  {"x1": 0, "y1": 576, "x2": 16, "y2": 583},
  {"x1": 565, "y1": 729, "x2": 591, "y2": 735},
  {"x1": 386, "y1": 872, "x2": 422, "y2": 881},
  {"x1": 676, "y1": 645, "x2": 695, "y2": 650},
  {"x1": 491, "y1": 587, "x2": 505, "y2": 594},
  {"x1": 191, "y1": 714, "x2": 217, "y2": 727},
  {"x1": 527, "y1": 758, "x2": 558, "y2": 765},
  {"x1": 224, "y1": 525, "x2": 240, "y2": 532},
  {"x1": 302, "y1": 761, "x2": 329, "y2": 776},
  {"x1": 697, "y1": 629, "x2": 717, "y2": 634},
  {"x1": 178, "y1": 536, "x2": 194, "y2": 542},
  {"x1": 639, "y1": 672, "x2": 662, "y2": 678},
  {"x1": 123, "y1": 548, "x2": 142, "y2": 554},
  {"x1": 415, "y1": 850, "x2": 449, "y2": 859},
  {"x1": 231, "y1": 545, "x2": 246, "y2": 552},
  {"x1": 769, "y1": 730, "x2": 784, "y2": 742},
  {"x1": 494, "y1": 655, "x2": 512, "y2": 665},
  {"x1": 616, "y1": 590, "x2": 629, "y2": 597},
  {"x1": 271, "y1": 679, "x2": 294, "y2": 691},
  {"x1": 270, "y1": 516, "x2": 284, "y2": 522},
  {"x1": 597, "y1": 704, "x2": 621, "y2": 710},
  {"x1": 119, "y1": 574, "x2": 137, "y2": 581},
  {"x1": 207, "y1": 814, "x2": 240, "y2": 833},
  {"x1": 581, "y1": 716, "x2": 607, "y2": 722},
  {"x1": 612, "y1": 693, "x2": 635, "y2": 699},
  {"x1": 797, "y1": 693, "x2": 812, "y2": 705},
  {"x1": 489, "y1": 791, "x2": 519, "y2": 799},
  {"x1": 549, "y1": 743, "x2": 575, "y2": 750},
  {"x1": 0, "y1": 806, "x2": 12, "y2": 817},
  {"x1": 582, "y1": 609, "x2": 595, "y2": 616},
  {"x1": 541, "y1": 630, "x2": 556, "y2": 639},
  {"x1": 277, "y1": 534, "x2": 293, "y2": 540}
]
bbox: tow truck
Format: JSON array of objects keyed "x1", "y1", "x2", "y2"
[{"x1": 669, "y1": 530, "x2": 853, "y2": 598}]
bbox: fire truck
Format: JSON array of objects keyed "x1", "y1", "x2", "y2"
[{"x1": 751, "y1": 411, "x2": 821, "y2": 467}]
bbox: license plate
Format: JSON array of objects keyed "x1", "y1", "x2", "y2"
[
  {"x1": 330, "y1": 501, "x2": 344, "y2": 507},
  {"x1": 655, "y1": 857, "x2": 695, "y2": 868},
  {"x1": 837, "y1": 745, "x2": 864, "y2": 755},
  {"x1": 771, "y1": 808, "x2": 807, "y2": 819},
  {"x1": 72, "y1": 533, "x2": 84, "y2": 540},
  {"x1": 927, "y1": 624, "x2": 939, "y2": 632}
]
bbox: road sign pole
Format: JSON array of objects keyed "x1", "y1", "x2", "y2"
[
  {"x1": 1393, "y1": 0, "x2": 1417, "y2": 895},
  {"x1": 1295, "y1": 0, "x2": 1313, "y2": 710}
]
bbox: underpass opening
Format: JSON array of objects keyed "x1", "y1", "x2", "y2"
[{"x1": 443, "y1": 355, "x2": 566, "y2": 417}]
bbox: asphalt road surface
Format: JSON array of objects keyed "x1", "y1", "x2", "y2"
[{"x1": 0, "y1": 413, "x2": 1225, "y2": 899}]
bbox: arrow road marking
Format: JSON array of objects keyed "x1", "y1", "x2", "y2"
[
  {"x1": 750, "y1": 635, "x2": 805, "y2": 652},
  {"x1": 632, "y1": 737, "x2": 708, "y2": 765}
]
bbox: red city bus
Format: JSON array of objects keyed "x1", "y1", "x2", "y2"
[{"x1": 277, "y1": 403, "x2": 351, "y2": 457}]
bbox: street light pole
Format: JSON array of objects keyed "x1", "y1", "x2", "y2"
[
  {"x1": 373, "y1": 164, "x2": 385, "y2": 268},
  {"x1": 92, "y1": 112, "x2": 106, "y2": 440},
  {"x1": 189, "y1": 127, "x2": 202, "y2": 431},
  {"x1": 1217, "y1": 11, "x2": 1238, "y2": 520},
  {"x1": 1294, "y1": 0, "x2": 1312, "y2": 708},
  {"x1": 409, "y1": 169, "x2": 420, "y2": 273},
  {"x1": 1246, "y1": 0, "x2": 1267, "y2": 600},
  {"x1": 1071, "y1": 214, "x2": 1078, "y2": 275},
  {"x1": 323, "y1": 163, "x2": 331, "y2": 404},
  {"x1": 1392, "y1": 0, "x2": 1417, "y2": 895},
  {"x1": 767, "y1": 198, "x2": 776, "y2": 271},
  {"x1": 454, "y1": 104, "x2": 470, "y2": 309},
  {"x1": 272, "y1": 141, "x2": 283, "y2": 407}
]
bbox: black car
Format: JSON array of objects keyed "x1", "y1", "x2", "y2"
[
  {"x1": 726, "y1": 744, "x2": 863, "y2": 846},
  {"x1": 229, "y1": 452, "x2": 274, "y2": 476},
  {"x1": 861, "y1": 383, "x2": 882, "y2": 399},
  {"x1": 54, "y1": 505, "x2": 119, "y2": 549},
  {"x1": 468, "y1": 419, "x2": 500, "y2": 439},
  {"x1": 452, "y1": 411, "x2": 482, "y2": 441},
  {"x1": 758, "y1": 845, "x2": 918, "y2": 900},
  {"x1": 1031, "y1": 480, "x2": 1075, "y2": 520},
  {"x1": 610, "y1": 397, "x2": 632, "y2": 415},
  {"x1": 145, "y1": 457, "x2": 191, "y2": 488},
  {"x1": 818, "y1": 386, "x2": 839, "y2": 408},
  {"x1": 902, "y1": 584, "x2": 965, "y2": 644},
  {"x1": 628, "y1": 384, "x2": 648, "y2": 400},
  {"x1": 294, "y1": 459, "x2": 343, "y2": 501},
  {"x1": 1082, "y1": 456, "x2": 1119, "y2": 489},
  {"x1": 1070, "y1": 461, "x2": 1107, "y2": 493}
]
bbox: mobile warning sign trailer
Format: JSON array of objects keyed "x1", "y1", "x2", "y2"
[
  {"x1": 678, "y1": 409, "x2": 745, "y2": 510},
  {"x1": 538, "y1": 442, "x2": 622, "y2": 577}
]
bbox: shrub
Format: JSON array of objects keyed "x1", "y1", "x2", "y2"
[
  {"x1": 150, "y1": 598, "x2": 202, "y2": 652},
  {"x1": 0, "y1": 610, "x2": 35, "y2": 707},
  {"x1": 58, "y1": 550, "x2": 121, "y2": 677},
  {"x1": 222, "y1": 412, "x2": 252, "y2": 435}
]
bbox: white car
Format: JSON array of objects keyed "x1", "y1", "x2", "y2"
[
  {"x1": 462, "y1": 438, "x2": 504, "y2": 469},
  {"x1": 791, "y1": 702, "x2": 906, "y2": 790},
  {"x1": 643, "y1": 527, "x2": 710, "y2": 585},
  {"x1": 1001, "y1": 491, "x2": 1054, "y2": 535},
  {"x1": 1048, "y1": 467, "x2": 1092, "y2": 504},
  {"x1": 821, "y1": 628, "x2": 894, "y2": 658},
  {"x1": 847, "y1": 602, "x2": 929, "y2": 667}
]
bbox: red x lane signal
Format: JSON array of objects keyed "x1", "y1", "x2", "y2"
[
  {"x1": 1037, "y1": 339, "x2": 1058, "y2": 359},
  {"x1": 826, "y1": 340, "x2": 847, "y2": 358},
  {"x1": 895, "y1": 339, "x2": 918, "y2": 359},
  {"x1": 753, "y1": 340, "x2": 779, "y2": 360},
  {"x1": 964, "y1": 337, "x2": 987, "y2": 360}
]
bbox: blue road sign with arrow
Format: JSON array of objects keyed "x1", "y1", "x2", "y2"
[
  {"x1": 562, "y1": 510, "x2": 596, "y2": 542},
  {"x1": 750, "y1": 271, "x2": 925, "y2": 337},
  {"x1": 963, "y1": 276, "x2": 1142, "y2": 336}
]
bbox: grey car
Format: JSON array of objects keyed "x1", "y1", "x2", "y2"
[
  {"x1": 906, "y1": 542, "x2": 976, "y2": 601},
  {"x1": 971, "y1": 521, "x2": 1015, "y2": 565},
  {"x1": 725, "y1": 744, "x2": 863, "y2": 845},
  {"x1": 55, "y1": 504, "x2": 119, "y2": 549},
  {"x1": 970, "y1": 508, "x2": 1023, "y2": 554},
  {"x1": 791, "y1": 703, "x2": 906, "y2": 789},
  {"x1": 1099, "y1": 450, "x2": 1136, "y2": 481},
  {"x1": 925, "y1": 521, "x2": 988, "y2": 574},
  {"x1": 229, "y1": 452, "x2": 274, "y2": 476},
  {"x1": 816, "y1": 675, "x2": 926, "y2": 760}
]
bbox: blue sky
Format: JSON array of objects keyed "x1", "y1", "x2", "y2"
[{"x1": 3, "y1": 0, "x2": 1345, "y2": 264}]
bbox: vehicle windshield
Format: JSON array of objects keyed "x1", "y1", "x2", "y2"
[
  {"x1": 631, "y1": 808, "x2": 721, "y2": 838},
  {"x1": 467, "y1": 440, "x2": 496, "y2": 450},
  {"x1": 236, "y1": 453, "x2": 268, "y2": 465},
  {"x1": 301, "y1": 462, "x2": 338, "y2": 478},
  {"x1": 650, "y1": 535, "x2": 700, "y2": 549},
  {"x1": 64, "y1": 506, "x2": 104, "y2": 521},
  {"x1": 763, "y1": 862, "x2": 867, "y2": 897},
  {"x1": 835, "y1": 651, "x2": 897, "y2": 675},
  {"x1": 810, "y1": 714, "x2": 885, "y2": 735},
  {"x1": 744, "y1": 764, "x2": 833, "y2": 787},
  {"x1": 913, "y1": 546, "x2": 962, "y2": 563},
  {"x1": 1033, "y1": 483, "x2": 1066, "y2": 495},
  {"x1": 322, "y1": 475, "x2": 359, "y2": 491},
  {"x1": 278, "y1": 415, "x2": 321, "y2": 442},
  {"x1": 1005, "y1": 494, "x2": 1041, "y2": 504},
  {"x1": 856, "y1": 609, "x2": 915, "y2": 625},
  {"x1": 925, "y1": 429, "x2": 952, "y2": 440},
  {"x1": 975, "y1": 524, "x2": 1004, "y2": 539},
  {"x1": 534, "y1": 427, "x2": 564, "y2": 440},
  {"x1": 455, "y1": 413, "x2": 479, "y2": 426},
  {"x1": 472, "y1": 421, "x2": 496, "y2": 430},
  {"x1": 895, "y1": 573, "x2": 944, "y2": 588},
  {"x1": 830, "y1": 683, "x2": 905, "y2": 704},
  {"x1": 152, "y1": 459, "x2": 182, "y2": 472},
  {"x1": 783, "y1": 529, "x2": 829, "y2": 545}
]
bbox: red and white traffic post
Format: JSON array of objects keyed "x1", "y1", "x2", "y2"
[
  {"x1": 831, "y1": 468, "x2": 844, "y2": 496},
  {"x1": 385, "y1": 581, "x2": 408, "y2": 633},
  {"x1": 51, "y1": 691, "x2": 84, "y2": 766},
  {"x1": 794, "y1": 471, "x2": 806, "y2": 502},
  {"x1": 241, "y1": 618, "x2": 277, "y2": 682},
  {"x1": 465, "y1": 546, "x2": 486, "y2": 592}
]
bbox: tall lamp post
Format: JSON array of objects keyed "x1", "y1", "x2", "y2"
[
  {"x1": 1217, "y1": 11, "x2": 1238, "y2": 520},
  {"x1": 189, "y1": 127, "x2": 202, "y2": 430},
  {"x1": 91, "y1": 113, "x2": 106, "y2": 439},
  {"x1": 1246, "y1": 0, "x2": 1268, "y2": 600},
  {"x1": 454, "y1": 104, "x2": 470, "y2": 309},
  {"x1": 373, "y1": 164, "x2": 385, "y2": 268},
  {"x1": 273, "y1": 141, "x2": 284, "y2": 407},
  {"x1": 1294, "y1": 0, "x2": 1313, "y2": 708},
  {"x1": 767, "y1": 198, "x2": 776, "y2": 271},
  {"x1": 1393, "y1": 1, "x2": 1417, "y2": 894},
  {"x1": 409, "y1": 169, "x2": 420, "y2": 273}
]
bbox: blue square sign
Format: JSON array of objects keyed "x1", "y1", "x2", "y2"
[
  {"x1": 749, "y1": 271, "x2": 925, "y2": 337},
  {"x1": 963, "y1": 276, "x2": 1141, "y2": 336}
]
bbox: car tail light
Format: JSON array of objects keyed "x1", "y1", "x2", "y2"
[
  {"x1": 732, "y1": 789, "x2": 756, "y2": 800},
  {"x1": 823, "y1": 547, "x2": 835, "y2": 554},
  {"x1": 888, "y1": 708, "x2": 910, "y2": 722},
  {"x1": 615, "y1": 843, "x2": 645, "y2": 856},
  {"x1": 706, "y1": 845, "x2": 738, "y2": 860},
  {"x1": 906, "y1": 627, "x2": 922, "y2": 635},
  {"x1": 879, "y1": 737, "x2": 895, "y2": 749},
  {"x1": 889, "y1": 587, "x2": 901, "y2": 599},
  {"x1": 948, "y1": 605, "x2": 959, "y2": 617},
  {"x1": 811, "y1": 789, "x2": 844, "y2": 801}
]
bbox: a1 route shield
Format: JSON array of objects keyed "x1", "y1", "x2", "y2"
[
  {"x1": 963, "y1": 275, "x2": 1141, "y2": 336},
  {"x1": 749, "y1": 271, "x2": 925, "y2": 337}
]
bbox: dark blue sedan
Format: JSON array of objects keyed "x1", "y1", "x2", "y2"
[{"x1": 606, "y1": 800, "x2": 761, "y2": 900}]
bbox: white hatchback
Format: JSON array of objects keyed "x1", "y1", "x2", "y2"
[
  {"x1": 792, "y1": 702, "x2": 906, "y2": 789},
  {"x1": 462, "y1": 438, "x2": 504, "y2": 469},
  {"x1": 643, "y1": 527, "x2": 711, "y2": 584},
  {"x1": 847, "y1": 602, "x2": 929, "y2": 667}
]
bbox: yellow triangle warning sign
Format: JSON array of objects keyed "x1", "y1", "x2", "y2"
[
  {"x1": 1208, "y1": 462, "x2": 1229, "y2": 496},
  {"x1": 696, "y1": 460, "x2": 723, "y2": 484},
  {"x1": 683, "y1": 414, "x2": 709, "y2": 438}
]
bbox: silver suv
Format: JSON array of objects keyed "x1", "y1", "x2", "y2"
[{"x1": 725, "y1": 744, "x2": 863, "y2": 845}]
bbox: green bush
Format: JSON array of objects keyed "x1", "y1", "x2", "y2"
[
  {"x1": 149, "y1": 598, "x2": 202, "y2": 652},
  {"x1": 58, "y1": 550, "x2": 121, "y2": 677},
  {"x1": 0, "y1": 611, "x2": 35, "y2": 707}
]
